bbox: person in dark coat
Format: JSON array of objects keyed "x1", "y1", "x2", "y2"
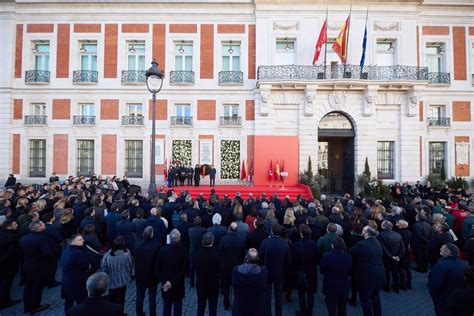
[
  {"x1": 207, "y1": 213, "x2": 227, "y2": 251},
  {"x1": 175, "y1": 213, "x2": 192, "y2": 249},
  {"x1": 232, "y1": 248, "x2": 268, "y2": 316},
  {"x1": 66, "y1": 272, "x2": 121, "y2": 316},
  {"x1": 131, "y1": 226, "x2": 161, "y2": 316},
  {"x1": 104, "y1": 205, "x2": 121, "y2": 245},
  {"x1": 115, "y1": 210, "x2": 136, "y2": 251},
  {"x1": 348, "y1": 226, "x2": 386, "y2": 316},
  {"x1": 246, "y1": 217, "x2": 268, "y2": 250},
  {"x1": 42, "y1": 212, "x2": 62, "y2": 288},
  {"x1": 412, "y1": 213, "x2": 431, "y2": 272},
  {"x1": 465, "y1": 233, "x2": 474, "y2": 266},
  {"x1": 4, "y1": 174, "x2": 16, "y2": 187},
  {"x1": 209, "y1": 165, "x2": 216, "y2": 187},
  {"x1": 157, "y1": 229, "x2": 187, "y2": 316},
  {"x1": 19, "y1": 221, "x2": 51, "y2": 314},
  {"x1": 259, "y1": 223, "x2": 291, "y2": 316},
  {"x1": 377, "y1": 220, "x2": 405, "y2": 293},
  {"x1": 293, "y1": 224, "x2": 319, "y2": 316},
  {"x1": 186, "y1": 165, "x2": 194, "y2": 186},
  {"x1": 447, "y1": 266, "x2": 474, "y2": 316},
  {"x1": 428, "y1": 223, "x2": 454, "y2": 267},
  {"x1": 429, "y1": 243, "x2": 468, "y2": 316},
  {"x1": 144, "y1": 208, "x2": 167, "y2": 245},
  {"x1": 61, "y1": 234, "x2": 91, "y2": 313},
  {"x1": 320, "y1": 237, "x2": 353, "y2": 316},
  {"x1": 396, "y1": 220, "x2": 413, "y2": 290},
  {"x1": 220, "y1": 222, "x2": 246, "y2": 310},
  {"x1": 193, "y1": 232, "x2": 220, "y2": 316},
  {"x1": 194, "y1": 164, "x2": 201, "y2": 187},
  {"x1": 188, "y1": 216, "x2": 207, "y2": 287},
  {"x1": 80, "y1": 208, "x2": 100, "y2": 237},
  {"x1": 0, "y1": 219, "x2": 21, "y2": 310}
]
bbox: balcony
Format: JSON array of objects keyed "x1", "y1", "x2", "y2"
[
  {"x1": 122, "y1": 115, "x2": 144, "y2": 126},
  {"x1": 73, "y1": 70, "x2": 98, "y2": 84},
  {"x1": 121, "y1": 70, "x2": 146, "y2": 84},
  {"x1": 24, "y1": 115, "x2": 47, "y2": 125},
  {"x1": 170, "y1": 71, "x2": 194, "y2": 85},
  {"x1": 25, "y1": 70, "x2": 50, "y2": 84},
  {"x1": 218, "y1": 71, "x2": 243, "y2": 85},
  {"x1": 428, "y1": 72, "x2": 451, "y2": 85},
  {"x1": 73, "y1": 115, "x2": 96, "y2": 126},
  {"x1": 428, "y1": 117, "x2": 450, "y2": 127},
  {"x1": 257, "y1": 65, "x2": 430, "y2": 82},
  {"x1": 170, "y1": 116, "x2": 193, "y2": 126},
  {"x1": 219, "y1": 116, "x2": 242, "y2": 126}
]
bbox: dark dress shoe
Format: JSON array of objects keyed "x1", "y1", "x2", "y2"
[
  {"x1": 0, "y1": 299, "x2": 21, "y2": 309},
  {"x1": 30, "y1": 304, "x2": 50, "y2": 314}
]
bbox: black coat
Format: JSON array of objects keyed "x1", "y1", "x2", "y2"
[
  {"x1": 61, "y1": 245, "x2": 91, "y2": 300},
  {"x1": 412, "y1": 221, "x2": 431, "y2": 248},
  {"x1": 245, "y1": 227, "x2": 268, "y2": 250},
  {"x1": 232, "y1": 263, "x2": 268, "y2": 316},
  {"x1": 4, "y1": 175, "x2": 16, "y2": 187},
  {"x1": 157, "y1": 243, "x2": 187, "y2": 301},
  {"x1": 144, "y1": 216, "x2": 166, "y2": 245},
  {"x1": 428, "y1": 232, "x2": 454, "y2": 266},
  {"x1": 207, "y1": 224, "x2": 227, "y2": 251},
  {"x1": 428, "y1": 256, "x2": 468, "y2": 302},
  {"x1": 188, "y1": 225, "x2": 207, "y2": 256},
  {"x1": 293, "y1": 238, "x2": 319, "y2": 291},
  {"x1": 377, "y1": 230, "x2": 405, "y2": 260},
  {"x1": 219, "y1": 231, "x2": 246, "y2": 279},
  {"x1": 0, "y1": 228, "x2": 19, "y2": 277},
  {"x1": 259, "y1": 235, "x2": 291, "y2": 284},
  {"x1": 348, "y1": 237, "x2": 386, "y2": 289},
  {"x1": 19, "y1": 231, "x2": 52, "y2": 281},
  {"x1": 193, "y1": 246, "x2": 220, "y2": 297},
  {"x1": 116, "y1": 220, "x2": 136, "y2": 250},
  {"x1": 320, "y1": 249, "x2": 353, "y2": 295},
  {"x1": 131, "y1": 239, "x2": 161, "y2": 287},
  {"x1": 175, "y1": 220, "x2": 193, "y2": 249},
  {"x1": 447, "y1": 287, "x2": 474, "y2": 316},
  {"x1": 44, "y1": 223, "x2": 63, "y2": 255},
  {"x1": 66, "y1": 296, "x2": 122, "y2": 316}
]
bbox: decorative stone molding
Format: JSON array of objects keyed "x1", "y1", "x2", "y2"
[
  {"x1": 258, "y1": 85, "x2": 272, "y2": 116},
  {"x1": 373, "y1": 22, "x2": 400, "y2": 32},
  {"x1": 328, "y1": 23, "x2": 342, "y2": 31},
  {"x1": 273, "y1": 22, "x2": 299, "y2": 31},
  {"x1": 328, "y1": 90, "x2": 346, "y2": 111},
  {"x1": 407, "y1": 87, "x2": 423, "y2": 117},
  {"x1": 363, "y1": 86, "x2": 378, "y2": 117},
  {"x1": 304, "y1": 85, "x2": 317, "y2": 116}
]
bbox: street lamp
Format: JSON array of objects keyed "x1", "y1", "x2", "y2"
[{"x1": 145, "y1": 58, "x2": 164, "y2": 197}]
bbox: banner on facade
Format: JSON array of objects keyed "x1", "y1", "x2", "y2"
[
  {"x1": 456, "y1": 142, "x2": 469, "y2": 165},
  {"x1": 200, "y1": 140, "x2": 213, "y2": 165}
]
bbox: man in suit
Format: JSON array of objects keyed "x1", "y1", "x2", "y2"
[
  {"x1": 348, "y1": 226, "x2": 386, "y2": 316},
  {"x1": 259, "y1": 223, "x2": 291, "y2": 316},
  {"x1": 42, "y1": 212, "x2": 62, "y2": 288},
  {"x1": 61, "y1": 234, "x2": 91, "y2": 313},
  {"x1": 67, "y1": 272, "x2": 121, "y2": 316},
  {"x1": 0, "y1": 219, "x2": 21, "y2": 310},
  {"x1": 144, "y1": 208, "x2": 167, "y2": 245},
  {"x1": 188, "y1": 216, "x2": 207, "y2": 287},
  {"x1": 19, "y1": 221, "x2": 51, "y2": 314},
  {"x1": 412, "y1": 212, "x2": 432, "y2": 272},
  {"x1": 209, "y1": 165, "x2": 217, "y2": 187},
  {"x1": 157, "y1": 229, "x2": 187, "y2": 316},
  {"x1": 194, "y1": 232, "x2": 220, "y2": 316},
  {"x1": 207, "y1": 214, "x2": 227, "y2": 251},
  {"x1": 132, "y1": 226, "x2": 161, "y2": 316},
  {"x1": 377, "y1": 220, "x2": 405, "y2": 293},
  {"x1": 320, "y1": 237, "x2": 353, "y2": 316}
]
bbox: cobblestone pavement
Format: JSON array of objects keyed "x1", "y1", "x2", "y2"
[{"x1": 3, "y1": 268, "x2": 435, "y2": 316}]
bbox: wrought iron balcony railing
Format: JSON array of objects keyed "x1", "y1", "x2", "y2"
[
  {"x1": 73, "y1": 115, "x2": 96, "y2": 125},
  {"x1": 122, "y1": 115, "x2": 144, "y2": 126},
  {"x1": 218, "y1": 71, "x2": 243, "y2": 85},
  {"x1": 73, "y1": 70, "x2": 98, "y2": 84},
  {"x1": 25, "y1": 70, "x2": 50, "y2": 84},
  {"x1": 219, "y1": 116, "x2": 242, "y2": 126},
  {"x1": 169, "y1": 71, "x2": 194, "y2": 84},
  {"x1": 428, "y1": 117, "x2": 451, "y2": 127},
  {"x1": 121, "y1": 70, "x2": 146, "y2": 84},
  {"x1": 427, "y1": 72, "x2": 451, "y2": 85},
  {"x1": 24, "y1": 115, "x2": 47, "y2": 125},
  {"x1": 257, "y1": 65, "x2": 430, "y2": 82},
  {"x1": 170, "y1": 116, "x2": 193, "y2": 126}
]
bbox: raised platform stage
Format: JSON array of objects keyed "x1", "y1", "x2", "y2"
[{"x1": 162, "y1": 184, "x2": 313, "y2": 200}]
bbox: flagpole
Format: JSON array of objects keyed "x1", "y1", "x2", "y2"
[
  {"x1": 323, "y1": 6, "x2": 328, "y2": 79},
  {"x1": 344, "y1": 3, "x2": 352, "y2": 75},
  {"x1": 361, "y1": 6, "x2": 369, "y2": 77}
]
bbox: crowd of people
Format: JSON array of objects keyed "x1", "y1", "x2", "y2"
[{"x1": 0, "y1": 174, "x2": 473, "y2": 316}]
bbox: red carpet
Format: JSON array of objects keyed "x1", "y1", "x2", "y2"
[{"x1": 162, "y1": 184, "x2": 313, "y2": 200}]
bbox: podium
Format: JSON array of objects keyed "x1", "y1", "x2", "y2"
[{"x1": 280, "y1": 171, "x2": 288, "y2": 190}]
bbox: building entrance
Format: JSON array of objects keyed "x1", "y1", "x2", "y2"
[{"x1": 317, "y1": 112, "x2": 355, "y2": 196}]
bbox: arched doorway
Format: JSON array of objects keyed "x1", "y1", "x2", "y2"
[{"x1": 318, "y1": 112, "x2": 355, "y2": 195}]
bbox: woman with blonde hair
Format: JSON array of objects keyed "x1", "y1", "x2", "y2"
[
  {"x1": 264, "y1": 209, "x2": 278, "y2": 235},
  {"x1": 60, "y1": 208, "x2": 77, "y2": 240}
]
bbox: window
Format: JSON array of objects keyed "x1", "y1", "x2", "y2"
[
  {"x1": 426, "y1": 43, "x2": 446, "y2": 73},
  {"x1": 77, "y1": 140, "x2": 94, "y2": 177},
  {"x1": 222, "y1": 41, "x2": 241, "y2": 71},
  {"x1": 127, "y1": 103, "x2": 143, "y2": 116},
  {"x1": 174, "y1": 42, "x2": 193, "y2": 71},
  {"x1": 31, "y1": 103, "x2": 46, "y2": 115},
  {"x1": 125, "y1": 140, "x2": 143, "y2": 178},
  {"x1": 33, "y1": 42, "x2": 50, "y2": 71},
  {"x1": 376, "y1": 39, "x2": 396, "y2": 66},
  {"x1": 377, "y1": 141, "x2": 395, "y2": 179},
  {"x1": 127, "y1": 42, "x2": 145, "y2": 71},
  {"x1": 429, "y1": 105, "x2": 446, "y2": 119},
  {"x1": 223, "y1": 104, "x2": 239, "y2": 118},
  {"x1": 176, "y1": 104, "x2": 191, "y2": 118},
  {"x1": 80, "y1": 42, "x2": 97, "y2": 71},
  {"x1": 471, "y1": 43, "x2": 474, "y2": 83},
  {"x1": 275, "y1": 38, "x2": 296, "y2": 65},
  {"x1": 325, "y1": 39, "x2": 340, "y2": 64},
  {"x1": 29, "y1": 140, "x2": 46, "y2": 177},
  {"x1": 429, "y1": 142, "x2": 446, "y2": 175},
  {"x1": 318, "y1": 142, "x2": 328, "y2": 170},
  {"x1": 80, "y1": 103, "x2": 94, "y2": 116}
]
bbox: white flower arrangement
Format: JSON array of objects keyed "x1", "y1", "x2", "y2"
[
  {"x1": 172, "y1": 140, "x2": 192, "y2": 166},
  {"x1": 220, "y1": 140, "x2": 240, "y2": 179}
]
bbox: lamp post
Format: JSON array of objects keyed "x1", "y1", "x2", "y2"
[{"x1": 145, "y1": 59, "x2": 164, "y2": 197}]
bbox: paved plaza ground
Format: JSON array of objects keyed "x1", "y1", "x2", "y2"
[{"x1": 3, "y1": 268, "x2": 435, "y2": 316}]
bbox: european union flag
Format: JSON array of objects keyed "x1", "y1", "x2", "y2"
[{"x1": 360, "y1": 23, "x2": 367, "y2": 69}]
